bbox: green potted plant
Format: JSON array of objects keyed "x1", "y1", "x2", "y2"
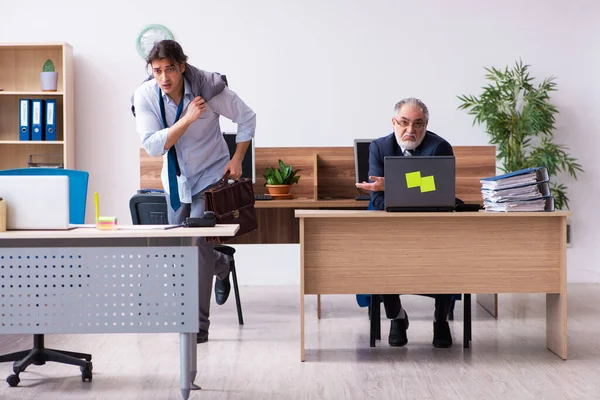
[
  {"x1": 40, "y1": 59, "x2": 58, "y2": 92},
  {"x1": 457, "y1": 60, "x2": 583, "y2": 210},
  {"x1": 263, "y1": 159, "x2": 301, "y2": 197}
]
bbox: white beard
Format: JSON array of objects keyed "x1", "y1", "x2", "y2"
[{"x1": 398, "y1": 133, "x2": 425, "y2": 150}]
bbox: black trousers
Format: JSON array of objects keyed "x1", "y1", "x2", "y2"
[{"x1": 381, "y1": 294, "x2": 453, "y2": 322}]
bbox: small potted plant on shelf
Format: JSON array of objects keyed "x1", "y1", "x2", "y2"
[
  {"x1": 263, "y1": 159, "x2": 301, "y2": 198},
  {"x1": 40, "y1": 59, "x2": 58, "y2": 92}
]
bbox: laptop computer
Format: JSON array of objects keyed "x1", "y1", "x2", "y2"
[
  {"x1": 384, "y1": 156, "x2": 456, "y2": 212},
  {"x1": 0, "y1": 175, "x2": 71, "y2": 230}
]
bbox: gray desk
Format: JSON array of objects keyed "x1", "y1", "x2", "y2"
[{"x1": 0, "y1": 225, "x2": 238, "y2": 399}]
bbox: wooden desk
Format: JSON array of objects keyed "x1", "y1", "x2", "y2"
[
  {"x1": 0, "y1": 224, "x2": 238, "y2": 400},
  {"x1": 296, "y1": 210, "x2": 569, "y2": 361}
]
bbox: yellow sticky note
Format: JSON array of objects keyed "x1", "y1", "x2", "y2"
[
  {"x1": 405, "y1": 171, "x2": 421, "y2": 188},
  {"x1": 420, "y1": 175, "x2": 436, "y2": 192}
]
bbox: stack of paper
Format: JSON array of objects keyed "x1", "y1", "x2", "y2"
[
  {"x1": 480, "y1": 167, "x2": 549, "y2": 190},
  {"x1": 484, "y1": 197, "x2": 554, "y2": 212},
  {"x1": 481, "y1": 182, "x2": 551, "y2": 203},
  {"x1": 480, "y1": 167, "x2": 554, "y2": 212}
]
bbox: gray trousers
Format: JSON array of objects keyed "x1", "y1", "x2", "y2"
[{"x1": 165, "y1": 190, "x2": 231, "y2": 332}]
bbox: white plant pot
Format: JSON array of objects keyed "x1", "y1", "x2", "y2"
[{"x1": 40, "y1": 72, "x2": 58, "y2": 91}]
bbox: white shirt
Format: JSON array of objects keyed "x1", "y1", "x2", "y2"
[{"x1": 395, "y1": 136, "x2": 413, "y2": 156}]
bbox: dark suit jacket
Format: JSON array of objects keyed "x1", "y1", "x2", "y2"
[{"x1": 368, "y1": 131, "x2": 454, "y2": 210}]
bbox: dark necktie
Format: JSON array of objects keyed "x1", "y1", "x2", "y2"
[{"x1": 159, "y1": 89, "x2": 184, "y2": 211}]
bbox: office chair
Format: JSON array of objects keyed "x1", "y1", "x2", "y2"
[
  {"x1": 0, "y1": 168, "x2": 93, "y2": 387},
  {"x1": 129, "y1": 191, "x2": 244, "y2": 325}
]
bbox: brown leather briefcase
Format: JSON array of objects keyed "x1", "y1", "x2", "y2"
[{"x1": 204, "y1": 171, "x2": 257, "y2": 243}]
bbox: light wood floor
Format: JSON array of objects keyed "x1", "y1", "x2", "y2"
[{"x1": 1, "y1": 284, "x2": 600, "y2": 400}]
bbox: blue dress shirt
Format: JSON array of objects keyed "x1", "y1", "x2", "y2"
[{"x1": 134, "y1": 77, "x2": 256, "y2": 203}]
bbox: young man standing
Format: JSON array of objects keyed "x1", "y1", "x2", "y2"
[{"x1": 133, "y1": 40, "x2": 256, "y2": 343}]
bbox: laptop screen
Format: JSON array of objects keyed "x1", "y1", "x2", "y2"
[{"x1": 384, "y1": 156, "x2": 456, "y2": 210}]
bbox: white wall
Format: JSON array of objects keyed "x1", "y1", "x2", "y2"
[{"x1": 3, "y1": 0, "x2": 599, "y2": 284}]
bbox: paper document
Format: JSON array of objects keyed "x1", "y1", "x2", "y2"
[
  {"x1": 482, "y1": 182, "x2": 550, "y2": 203},
  {"x1": 484, "y1": 197, "x2": 554, "y2": 212},
  {"x1": 69, "y1": 224, "x2": 176, "y2": 230},
  {"x1": 117, "y1": 225, "x2": 175, "y2": 230},
  {"x1": 480, "y1": 167, "x2": 549, "y2": 190}
]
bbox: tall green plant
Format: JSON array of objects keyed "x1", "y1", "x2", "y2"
[{"x1": 457, "y1": 60, "x2": 583, "y2": 210}]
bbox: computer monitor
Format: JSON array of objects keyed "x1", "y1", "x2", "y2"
[
  {"x1": 223, "y1": 133, "x2": 255, "y2": 183},
  {"x1": 354, "y1": 139, "x2": 373, "y2": 183}
]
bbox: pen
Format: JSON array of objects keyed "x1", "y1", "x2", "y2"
[
  {"x1": 94, "y1": 192, "x2": 99, "y2": 222},
  {"x1": 164, "y1": 224, "x2": 184, "y2": 230}
]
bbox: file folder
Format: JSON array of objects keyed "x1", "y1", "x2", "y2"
[
  {"x1": 480, "y1": 166, "x2": 549, "y2": 190},
  {"x1": 31, "y1": 99, "x2": 43, "y2": 141},
  {"x1": 481, "y1": 181, "x2": 551, "y2": 203},
  {"x1": 484, "y1": 196, "x2": 555, "y2": 212},
  {"x1": 19, "y1": 99, "x2": 31, "y2": 141},
  {"x1": 45, "y1": 99, "x2": 57, "y2": 141}
]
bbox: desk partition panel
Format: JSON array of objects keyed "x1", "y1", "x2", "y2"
[{"x1": 0, "y1": 247, "x2": 199, "y2": 334}]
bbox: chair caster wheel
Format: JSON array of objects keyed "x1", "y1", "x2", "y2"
[
  {"x1": 7, "y1": 374, "x2": 20, "y2": 387},
  {"x1": 81, "y1": 362, "x2": 93, "y2": 382},
  {"x1": 81, "y1": 371, "x2": 92, "y2": 382}
]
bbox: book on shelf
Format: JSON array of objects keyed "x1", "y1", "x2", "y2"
[
  {"x1": 16, "y1": 98, "x2": 58, "y2": 141},
  {"x1": 480, "y1": 166, "x2": 549, "y2": 191}
]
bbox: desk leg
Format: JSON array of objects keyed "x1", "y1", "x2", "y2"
[
  {"x1": 180, "y1": 333, "x2": 193, "y2": 399},
  {"x1": 463, "y1": 294, "x2": 471, "y2": 349},
  {"x1": 317, "y1": 295, "x2": 321, "y2": 319},
  {"x1": 547, "y1": 293, "x2": 567, "y2": 360},
  {"x1": 300, "y1": 219, "x2": 306, "y2": 362},
  {"x1": 190, "y1": 335, "x2": 200, "y2": 390},
  {"x1": 301, "y1": 292, "x2": 305, "y2": 361},
  {"x1": 369, "y1": 295, "x2": 380, "y2": 347}
]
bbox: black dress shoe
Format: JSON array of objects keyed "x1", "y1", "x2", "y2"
[
  {"x1": 197, "y1": 329, "x2": 209, "y2": 344},
  {"x1": 433, "y1": 321, "x2": 452, "y2": 348},
  {"x1": 214, "y1": 272, "x2": 231, "y2": 305},
  {"x1": 388, "y1": 314, "x2": 409, "y2": 347}
]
